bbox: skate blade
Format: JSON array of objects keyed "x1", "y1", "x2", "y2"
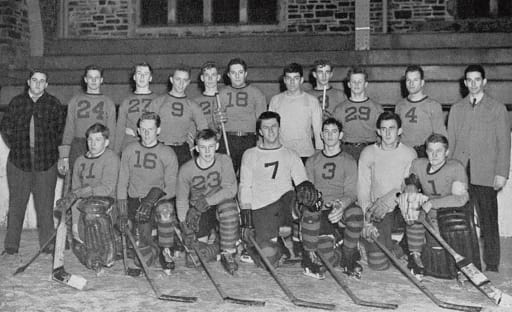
[
  {"x1": 52, "y1": 273, "x2": 87, "y2": 290},
  {"x1": 303, "y1": 268, "x2": 326, "y2": 280}
]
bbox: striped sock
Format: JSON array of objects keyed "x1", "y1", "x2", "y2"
[
  {"x1": 301, "y1": 210, "x2": 321, "y2": 251},
  {"x1": 341, "y1": 205, "x2": 364, "y2": 250},
  {"x1": 406, "y1": 223, "x2": 425, "y2": 253},
  {"x1": 217, "y1": 200, "x2": 239, "y2": 251}
]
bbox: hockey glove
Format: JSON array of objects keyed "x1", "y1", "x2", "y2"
[
  {"x1": 365, "y1": 189, "x2": 399, "y2": 223},
  {"x1": 56, "y1": 192, "x2": 78, "y2": 213},
  {"x1": 296, "y1": 180, "x2": 321, "y2": 210},
  {"x1": 362, "y1": 222, "x2": 379, "y2": 243},
  {"x1": 136, "y1": 187, "x2": 166, "y2": 223},
  {"x1": 180, "y1": 222, "x2": 197, "y2": 248},
  {"x1": 116, "y1": 199, "x2": 129, "y2": 234},
  {"x1": 398, "y1": 192, "x2": 429, "y2": 225},
  {"x1": 327, "y1": 199, "x2": 346, "y2": 223},
  {"x1": 240, "y1": 209, "x2": 255, "y2": 247},
  {"x1": 192, "y1": 194, "x2": 210, "y2": 213},
  {"x1": 185, "y1": 207, "x2": 202, "y2": 233}
]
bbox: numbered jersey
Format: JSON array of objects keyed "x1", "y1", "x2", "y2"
[
  {"x1": 72, "y1": 149, "x2": 120, "y2": 197},
  {"x1": 192, "y1": 93, "x2": 217, "y2": 130},
  {"x1": 239, "y1": 145, "x2": 308, "y2": 210},
  {"x1": 63, "y1": 93, "x2": 117, "y2": 147},
  {"x1": 176, "y1": 153, "x2": 237, "y2": 222},
  {"x1": 307, "y1": 86, "x2": 346, "y2": 117},
  {"x1": 114, "y1": 92, "x2": 159, "y2": 154},
  {"x1": 395, "y1": 96, "x2": 447, "y2": 147},
  {"x1": 305, "y1": 150, "x2": 357, "y2": 204},
  {"x1": 148, "y1": 94, "x2": 208, "y2": 145},
  {"x1": 333, "y1": 98, "x2": 383, "y2": 143},
  {"x1": 218, "y1": 85, "x2": 267, "y2": 132},
  {"x1": 117, "y1": 142, "x2": 178, "y2": 199},
  {"x1": 410, "y1": 158, "x2": 467, "y2": 200}
]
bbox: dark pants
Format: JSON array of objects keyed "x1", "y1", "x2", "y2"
[
  {"x1": 342, "y1": 142, "x2": 374, "y2": 162},
  {"x1": 218, "y1": 134, "x2": 257, "y2": 176},
  {"x1": 470, "y1": 184, "x2": 500, "y2": 268},
  {"x1": 169, "y1": 143, "x2": 192, "y2": 167},
  {"x1": 413, "y1": 145, "x2": 427, "y2": 158},
  {"x1": 4, "y1": 161, "x2": 58, "y2": 251}
]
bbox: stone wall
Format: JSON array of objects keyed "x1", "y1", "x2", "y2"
[
  {"x1": 67, "y1": 0, "x2": 130, "y2": 37},
  {"x1": 0, "y1": 0, "x2": 29, "y2": 66}
]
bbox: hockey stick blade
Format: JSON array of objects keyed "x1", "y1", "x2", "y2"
[
  {"x1": 225, "y1": 296, "x2": 266, "y2": 306},
  {"x1": 317, "y1": 252, "x2": 398, "y2": 309},
  {"x1": 373, "y1": 239, "x2": 481, "y2": 312},
  {"x1": 249, "y1": 236, "x2": 335, "y2": 310},
  {"x1": 421, "y1": 219, "x2": 512, "y2": 307},
  {"x1": 158, "y1": 294, "x2": 198, "y2": 303}
]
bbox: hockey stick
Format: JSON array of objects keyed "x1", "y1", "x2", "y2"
[
  {"x1": 215, "y1": 94, "x2": 231, "y2": 157},
  {"x1": 317, "y1": 252, "x2": 398, "y2": 309},
  {"x1": 121, "y1": 233, "x2": 128, "y2": 275},
  {"x1": 373, "y1": 238, "x2": 482, "y2": 312},
  {"x1": 125, "y1": 230, "x2": 197, "y2": 303},
  {"x1": 421, "y1": 219, "x2": 512, "y2": 307},
  {"x1": 249, "y1": 236, "x2": 336, "y2": 310}
]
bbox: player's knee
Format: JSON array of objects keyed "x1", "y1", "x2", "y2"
[
  {"x1": 367, "y1": 250, "x2": 390, "y2": 271},
  {"x1": 155, "y1": 199, "x2": 177, "y2": 224}
]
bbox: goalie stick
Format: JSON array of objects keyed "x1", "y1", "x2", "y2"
[
  {"x1": 317, "y1": 252, "x2": 398, "y2": 309},
  {"x1": 421, "y1": 219, "x2": 512, "y2": 307},
  {"x1": 125, "y1": 230, "x2": 197, "y2": 303},
  {"x1": 249, "y1": 236, "x2": 336, "y2": 310},
  {"x1": 373, "y1": 238, "x2": 482, "y2": 312}
]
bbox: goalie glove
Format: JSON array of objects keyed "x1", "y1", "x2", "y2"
[
  {"x1": 135, "y1": 187, "x2": 166, "y2": 223},
  {"x1": 365, "y1": 189, "x2": 399, "y2": 223},
  {"x1": 56, "y1": 192, "x2": 78, "y2": 213},
  {"x1": 296, "y1": 180, "x2": 322, "y2": 211}
]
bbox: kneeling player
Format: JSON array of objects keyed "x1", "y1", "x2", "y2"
[
  {"x1": 301, "y1": 118, "x2": 363, "y2": 279},
  {"x1": 239, "y1": 111, "x2": 320, "y2": 267},
  {"x1": 177, "y1": 129, "x2": 240, "y2": 274}
]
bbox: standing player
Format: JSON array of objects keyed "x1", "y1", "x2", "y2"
[
  {"x1": 395, "y1": 65, "x2": 447, "y2": 157},
  {"x1": 193, "y1": 61, "x2": 222, "y2": 130},
  {"x1": 217, "y1": 58, "x2": 267, "y2": 174},
  {"x1": 117, "y1": 112, "x2": 179, "y2": 274},
  {"x1": 333, "y1": 66, "x2": 383, "y2": 161},
  {"x1": 308, "y1": 60, "x2": 346, "y2": 118},
  {"x1": 448, "y1": 64, "x2": 510, "y2": 272},
  {"x1": 59, "y1": 65, "x2": 117, "y2": 182},
  {"x1": 149, "y1": 65, "x2": 208, "y2": 166},
  {"x1": 239, "y1": 111, "x2": 319, "y2": 266},
  {"x1": 114, "y1": 62, "x2": 159, "y2": 155},
  {"x1": 269, "y1": 63, "x2": 323, "y2": 161},
  {"x1": 301, "y1": 118, "x2": 363, "y2": 279},
  {"x1": 358, "y1": 112, "x2": 417, "y2": 271},
  {"x1": 177, "y1": 129, "x2": 239, "y2": 274}
]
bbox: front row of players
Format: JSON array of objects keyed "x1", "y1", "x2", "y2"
[{"x1": 61, "y1": 110, "x2": 478, "y2": 282}]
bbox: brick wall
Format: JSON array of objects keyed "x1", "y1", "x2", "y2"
[
  {"x1": 67, "y1": 0, "x2": 130, "y2": 37},
  {"x1": 0, "y1": 0, "x2": 29, "y2": 67}
]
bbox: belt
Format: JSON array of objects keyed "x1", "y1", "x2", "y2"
[
  {"x1": 167, "y1": 142, "x2": 188, "y2": 147},
  {"x1": 225, "y1": 131, "x2": 255, "y2": 137},
  {"x1": 343, "y1": 141, "x2": 375, "y2": 147}
]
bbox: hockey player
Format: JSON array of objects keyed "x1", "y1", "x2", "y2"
[
  {"x1": 358, "y1": 112, "x2": 417, "y2": 272},
  {"x1": 216, "y1": 58, "x2": 267, "y2": 174},
  {"x1": 117, "y1": 112, "x2": 179, "y2": 275},
  {"x1": 301, "y1": 118, "x2": 363, "y2": 279},
  {"x1": 58, "y1": 65, "x2": 117, "y2": 183},
  {"x1": 269, "y1": 63, "x2": 323, "y2": 162},
  {"x1": 308, "y1": 60, "x2": 346, "y2": 118},
  {"x1": 148, "y1": 65, "x2": 208, "y2": 166},
  {"x1": 193, "y1": 61, "x2": 222, "y2": 130},
  {"x1": 394, "y1": 65, "x2": 447, "y2": 157},
  {"x1": 114, "y1": 62, "x2": 159, "y2": 155},
  {"x1": 333, "y1": 66, "x2": 383, "y2": 161},
  {"x1": 177, "y1": 129, "x2": 239, "y2": 274},
  {"x1": 239, "y1": 111, "x2": 320, "y2": 267}
]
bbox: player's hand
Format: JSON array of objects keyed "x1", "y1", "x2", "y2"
[
  {"x1": 327, "y1": 200, "x2": 345, "y2": 223},
  {"x1": 213, "y1": 108, "x2": 228, "y2": 124},
  {"x1": 125, "y1": 127, "x2": 136, "y2": 137},
  {"x1": 494, "y1": 175, "x2": 507, "y2": 191},
  {"x1": 57, "y1": 158, "x2": 69, "y2": 175},
  {"x1": 186, "y1": 132, "x2": 195, "y2": 150},
  {"x1": 362, "y1": 222, "x2": 379, "y2": 243},
  {"x1": 421, "y1": 200, "x2": 433, "y2": 214}
]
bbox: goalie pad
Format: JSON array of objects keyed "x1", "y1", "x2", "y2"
[
  {"x1": 422, "y1": 204, "x2": 481, "y2": 279},
  {"x1": 73, "y1": 196, "x2": 120, "y2": 270}
]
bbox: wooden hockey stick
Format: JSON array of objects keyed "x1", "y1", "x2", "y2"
[
  {"x1": 421, "y1": 219, "x2": 512, "y2": 307},
  {"x1": 317, "y1": 252, "x2": 398, "y2": 309},
  {"x1": 121, "y1": 233, "x2": 128, "y2": 275},
  {"x1": 249, "y1": 236, "x2": 336, "y2": 310},
  {"x1": 215, "y1": 94, "x2": 231, "y2": 157},
  {"x1": 125, "y1": 230, "x2": 197, "y2": 303},
  {"x1": 373, "y1": 238, "x2": 482, "y2": 312}
]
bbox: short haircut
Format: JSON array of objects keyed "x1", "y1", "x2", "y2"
[
  {"x1": 137, "y1": 111, "x2": 161, "y2": 128},
  {"x1": 227, "y1": 58, "x2": 247, "y2": 72},
  {"x1": 132, "y1": 62, "x2": 153, "y2": 75},
  {"x1": 347, "y1": 66, "x2": 368, "y2": 81},
  {"x1": 84, "y1": 64, "x2": 104, "y2": 77},
  {"x1": 200, "y1": 61, "x2": 218, "y2": 74},
  {"x1": 28, "y1": 69, "x2": 48, "y2": 81},
  {"x1": 313, "y1": 59, "x2": 334, "y2": 71},
  {"x1": 425, "y1": 133, "x2": 449, "y2": 149},
  {"x1": 85, "y1": 122, "x2": 110, "y2": 139},
  {"x1": 376, "y1": 111, "x2": 402, "y2": 129},
  {"x1": 256, "y1": 111, "x2": 281, "y2": 134},
  {"x1": 195, "y1": 128, "x2": 218, "y2": 144},
  {"x1": 405, "y1": 65, "x2": 424, "y2": 80},
  {"x1": 283, "y1": 63, "x2": 303, "y2": 77},
  {"x1": 173, "y1": 64, "x2": 191, "y2": 77},
  {"x1": 322, "y1": 117, "x2": 343, "y2": 132},
  {"x1": 464, "y1": 64, "x2": 486, "y2": 80}
]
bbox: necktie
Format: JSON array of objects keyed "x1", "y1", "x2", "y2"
[{"x1": 472, "y1": 98, "x2": 476, "y2": 108}]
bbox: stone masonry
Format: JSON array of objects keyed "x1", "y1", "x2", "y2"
[
  {"x1": 0, "y1": 0, "x2": 29, "y2": 67},
  {"x1": 67, "y1": 0, "x2": 130, "y2": 37}
]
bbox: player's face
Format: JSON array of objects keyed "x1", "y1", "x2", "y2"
[
  {"x1": 405, "y1": 71, "x2": 424, "y2": 95},
  {"x1": 200, "y1": 68, "x2": 220, "y2": 90},
  {"x1": 227, "y1": 64, "x2": 247, "y2": 88},
  {"x1": 377, "y1": 119, "x2": 402, "y2": 147},
  {"x1": 133, "y1": 66, "x2": 152, "y2": 89},
  {"x1": 426, "y1": 142, "x2": 449, "y2": 168},
  {"x1": 348, "y1": 73, "x2": 367, "y2": 96},
  {"x1": 313, "y1": 65, "x2": 333, "y2": 86},
  {"x1": 138, "y1": 119, "x2": 160, "y2": 146},
  {"x1": 84, "y1": 69, "x2": 103, "y2": 92},
  {"x1": 259, "y1": 118, "x2": 280, "y2": 145},
  {"x1": 196, "y1": 138, "x2": 219, "y2": 163},
  {"x1": 321, "y1": 123, "x2": 343, "y2": 147},
  {"x1": 170, "y1": 70, "x2": 191, "y2": 94},
  {"x1": 283, "y1": 72, "x2": 303, "y2": 93},
  {"x1": 27, "y1": 72, "x2": 48, "y2": 96},
  {"x1": 464, "y1": 71, "x2": 487, "y2": 96},
  {"x1": 87, "y1": 132, "x2": 109, "y2": 157}
]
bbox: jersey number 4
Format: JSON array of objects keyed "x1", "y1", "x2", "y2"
[{"x1": 405, "y1": 107, "x2": 418, "y2": 123}]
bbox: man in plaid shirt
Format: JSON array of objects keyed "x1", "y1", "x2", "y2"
[{"x1": 1, "y1": 69, "x2": 67, "y2": 255}]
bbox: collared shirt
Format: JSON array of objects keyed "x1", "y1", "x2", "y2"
[{"x1": 0, "y1": 91, "x2": 67, "y2": 171}]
